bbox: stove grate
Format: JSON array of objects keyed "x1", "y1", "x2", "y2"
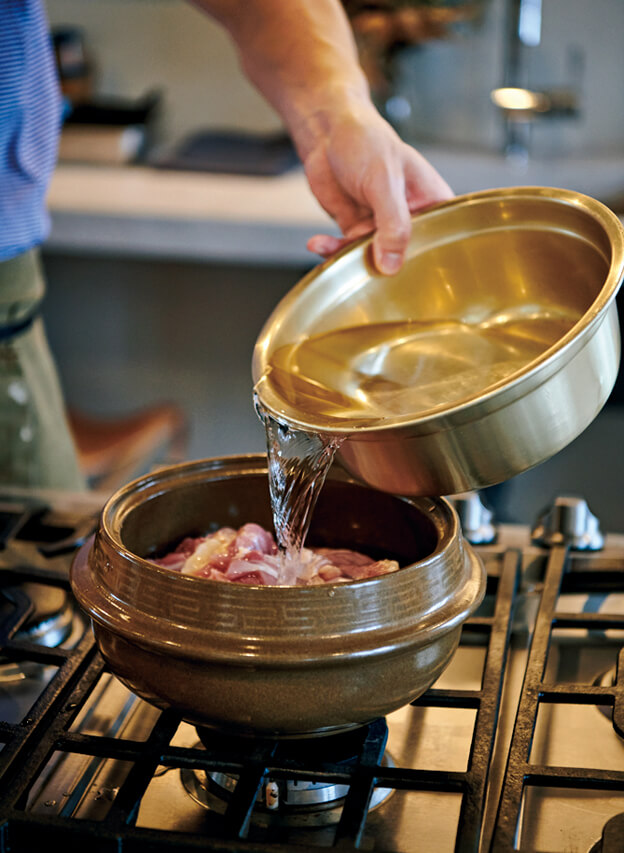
[{"x1": 490, "y1": 545, "x2": 624, "y2": 852}]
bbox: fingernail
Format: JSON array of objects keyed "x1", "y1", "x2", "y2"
[{"x1": 379, "y1": 252, "x2": 402, "y2": 275}]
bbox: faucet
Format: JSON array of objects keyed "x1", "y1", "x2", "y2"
[{"x1": 491, "y1": 0, "x2": 581, "y2": 162}]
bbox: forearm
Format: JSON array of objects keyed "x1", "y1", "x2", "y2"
[{"x1": 188, "y1": 0, "x2": 373, "y2": 157}]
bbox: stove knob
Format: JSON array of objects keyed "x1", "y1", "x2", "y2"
[
  {"x1": 450, "y1": 491, "x2": 496, "y2": 545},
  {"x1": 531, "y1": 496, "x2": 604, "y2": 551}
]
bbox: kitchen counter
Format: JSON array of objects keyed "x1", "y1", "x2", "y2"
[
  {"x1": 47, "y1": 164, "x2": 334, "y2": 266},
  {"x1": 47, "y1": 149, "x2": 624, "y2": 265}
]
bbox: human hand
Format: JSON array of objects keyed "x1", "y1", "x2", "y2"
[{"x1": 302, "y1": 103, "x2": 453, "y2": 275}]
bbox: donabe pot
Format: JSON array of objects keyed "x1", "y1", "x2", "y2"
[
  {"x1": 70, "y1": 455, "x2": 485, "y2": 738},
  {"x1": 253, "y1": 187, "x2": 624, "y2": 496}
]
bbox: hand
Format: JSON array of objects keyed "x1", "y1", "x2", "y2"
[{"x1": 303, "y1": 103, "x2": 453, "y2": 275}]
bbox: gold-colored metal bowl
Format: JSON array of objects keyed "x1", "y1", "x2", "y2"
[
  {"x1": 253, "y1": 187, "x2": 624, "y2": 495},
  {"x1": 70, "y1": 455, "x2": 485, "y2": 738}
]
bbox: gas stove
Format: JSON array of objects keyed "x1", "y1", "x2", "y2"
[{"x1": 0, "y1": 487, "x2": 623, "y2": 852}]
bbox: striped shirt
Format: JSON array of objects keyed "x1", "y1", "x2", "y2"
[{"x1": 0, "y1": 0, "x2": 61, "y2": 261}]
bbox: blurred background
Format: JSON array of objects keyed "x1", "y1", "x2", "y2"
[{"x1": 42, "y1": 0, "x2": 624, "y2": 528}]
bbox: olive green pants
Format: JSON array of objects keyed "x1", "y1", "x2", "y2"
[{"x1": 0, "y1": 249, "x2": 85, "y2": 490}]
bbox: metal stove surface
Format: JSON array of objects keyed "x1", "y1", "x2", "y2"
[{"x1": 0, "y1": 488, "x2": 623, "y2": 852}]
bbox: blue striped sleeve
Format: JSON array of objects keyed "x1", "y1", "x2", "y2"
[{"x1": 0, "y1": 0, "x2": 61, "y2": 261}]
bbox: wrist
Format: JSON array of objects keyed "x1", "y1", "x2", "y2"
[{"x1": 283, "y1": 79, "x2": 375, "y2": 160}]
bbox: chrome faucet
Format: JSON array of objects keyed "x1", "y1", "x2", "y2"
[{"x1": 491, "y1": 0, "x2": 581, "y2": 161}]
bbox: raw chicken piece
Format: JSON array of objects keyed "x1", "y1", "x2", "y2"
[
  {"x1": 314, "y1": 548, "x2": 400, "y2": 579},
  {"x1": 151, "y1": 523, "x2": 399, "y2": 586},
  {"x1": 181, "y1": 528, "x2": 237, "y2": 575}
]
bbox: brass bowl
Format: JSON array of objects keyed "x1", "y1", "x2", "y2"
[
  {"x1": 253, "y1": 187, "x2": 624, "y2": 495},
  {"x1": 70, "y1": 455, "x2": 485, "y2": 738}
]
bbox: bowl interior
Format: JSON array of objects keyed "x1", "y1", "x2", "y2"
[
  {"x1": 253, "y1": 188, "x2": 621, "y2": 431},
  {"x1": 117, "y1": 469, "x2": 441, "y2": 568}
]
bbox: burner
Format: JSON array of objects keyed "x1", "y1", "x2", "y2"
[
  {"x1": 181, "y1": 724, "x2": 394, "y2": 827},
  {"x1": 0, "y1": 582, "x2": 83, "y2": 683},
  {"x1": 532, "y1": 496, "x2": 604, "y2": 550}
]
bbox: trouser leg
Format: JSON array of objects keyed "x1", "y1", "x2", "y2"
[{"x1": 0, "y1": 249, "x2": 85, "y2": 490}]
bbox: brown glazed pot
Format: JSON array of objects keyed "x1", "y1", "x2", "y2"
[{"x1": 70, "y1": 455, "x2": 485, "y2": 738}]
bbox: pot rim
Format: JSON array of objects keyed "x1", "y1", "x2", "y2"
[
  {"x1": 102, "y1": 454, "x2": 458, "y2": 556},
  {"x1": 253, "y1": 186, "x2": 624, "y2": 436},
  {"x1": 73, "y1": 538, "x2": 484, "y2": 667}
]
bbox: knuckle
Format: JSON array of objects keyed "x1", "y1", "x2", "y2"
[{"x1": 381, "y1": 219, "x2": 412, "y2": 247}]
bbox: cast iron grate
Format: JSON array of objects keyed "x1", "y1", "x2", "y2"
[
  {"x1": 0, "y1": 499, "x2": 520, "y2": 853},
  {"x1": 490, "y1": 544, "x2": 624, "y2": 853}
]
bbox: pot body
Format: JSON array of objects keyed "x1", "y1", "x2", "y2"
[
  {"x1": 253, "y1": 187, "x2": 624, "y2": 496},
  {"x1": 70, "y1": 455, "x2": 485, "y2": 738},
  {"x1": 88, "y1": 619, "x2": 462, "y2": 736}
]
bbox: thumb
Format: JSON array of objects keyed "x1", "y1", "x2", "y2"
[{"x1": 368, "y1": 175, "x2": 413, "y2": 276}]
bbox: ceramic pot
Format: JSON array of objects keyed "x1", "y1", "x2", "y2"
[{"x1": 70, "y1": 455, "x2": 486, "y2": 738}]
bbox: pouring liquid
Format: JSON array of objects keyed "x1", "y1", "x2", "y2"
[{"x1": 256, "y1": 396, "x2": 344, "y2": 585}]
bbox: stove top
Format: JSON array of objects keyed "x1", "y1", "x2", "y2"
[{"x1": 0, "y1": 489, "x2": 623, "y2": 852}]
